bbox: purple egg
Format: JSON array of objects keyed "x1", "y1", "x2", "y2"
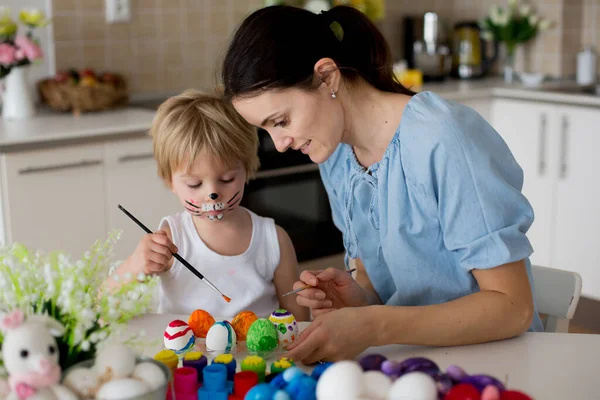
[
  {"x1": 397, "y1": 357, "x2": 440, "y2": 375},
  {"x1": 381, "y1": 360, "x2": 402, "y2": 379},
  {"x1": 433, "y1": 372, "x2": 453, "y2": 398},
  {"x1": 459, "y1": 374, "x2": 506, "y2": 392},
  {"x1": 446, "y1": 365, "x2": 467, "y2": 382},
  {"x1": 358, "y1": 354, "x2": 388, "y2": 371}
]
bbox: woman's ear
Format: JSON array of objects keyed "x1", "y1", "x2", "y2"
[{"x1": 314, "y1": 58, "x2": 340, "y2": 93}]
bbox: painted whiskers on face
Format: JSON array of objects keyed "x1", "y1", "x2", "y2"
[{"x1": 184, "y1": 191, "x2": 242, "y2": 221}]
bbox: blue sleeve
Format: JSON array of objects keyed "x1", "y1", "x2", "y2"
[{"x1": 404, "y1": 94, "x2": 534, "y2": 271}]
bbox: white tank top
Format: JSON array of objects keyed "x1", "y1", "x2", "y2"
[{"x1": 156, "y1": 208, "x2": 280, "y2": 317}]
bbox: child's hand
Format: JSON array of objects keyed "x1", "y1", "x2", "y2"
[{"x1": 132, "y1": 230, "x2": 178, "y2": 275}]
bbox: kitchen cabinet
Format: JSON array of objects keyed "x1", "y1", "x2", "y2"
[
  {"x1": 104, "y1": 138, "x2": 181, "y2": 261},
  {"x1": 491, "y1": 99, "x2": 600, "y2": 300},
  {"x1": 0, "y1": 143, "x2": 106, "y2": 257}
]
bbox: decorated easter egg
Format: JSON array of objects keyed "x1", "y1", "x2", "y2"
[
  {"x1": 205, "y1": 320, "x2": 237, "y2": 352},
  {"x1": 268, "y1": 309, "x2": 298, "y2": 345},
  {"x1": 63, "y1": 367, "x2": 100, "y2": 398},
  {"x1": 387, "y1": 371, "x2": 437, "y2": 400},
  {"x1": 232, "y1": 310, "x2": 258, "y2": 341},
  {"x1": 163, "y1": 320, "x2": 195, "y2": 354},
  {"x1": 188, "y1": 309, "x2": 215, "y2": 338},
  {"x1": 246, "y1": 318, "x2": 279, "y2": 356}
]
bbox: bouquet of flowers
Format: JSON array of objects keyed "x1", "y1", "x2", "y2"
[
  {"x1": 480, "y1": 0, "x2": 552, "y2": 59},
  {"x1": 263, "y1": 0, "x2": 385, "y2": 22},
  {"x1": 0, "y1": 7, "x2": 49, "y2": 79},
  {"x1": 0, "y1": 231, "x2": 158, "y2": 373}
]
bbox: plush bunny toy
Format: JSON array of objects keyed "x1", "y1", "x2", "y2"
[{"x1": 0, "y1": 310, "x2": 77, "y2": 400}]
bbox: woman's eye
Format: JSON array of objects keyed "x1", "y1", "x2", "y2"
[
  {"x1": 220, "y1": 178, "x2": 234, "y2": 184},
  {"x1": 187, "y1": 182, "x2": 202, "y2": 189},
  {"x1": 274, "y1": 119, "x2": 288, "y2": 128}
]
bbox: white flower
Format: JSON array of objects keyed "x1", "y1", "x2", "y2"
[
  {"x1": 528, "y1": 15, "x2": 539, "y2": 26},
  {"x1": 520, "y1": 5, "x2": 532, "y2": 16},
  {"x1": 497, "y1": 11, "x2": 510, "y2": 26},
  {"x1": 538, "y1": 19, "x2": 551, "y2": 31},
  {"x1": 80, "y1": 341, "x2": 90, "y2": 351}
]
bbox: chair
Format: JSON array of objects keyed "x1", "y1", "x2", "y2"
[{"x1": 532, "y1": 265, "x2": 582, "y2": 333}]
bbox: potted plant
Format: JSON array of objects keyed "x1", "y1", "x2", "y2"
[
  {"x1": 0, "y1": 231, "x2": 158, "y2": 374},
  {"x1": 0, "y1": 7, "x2": 50, "y2": 120},
  {"x1": 480, "y1": 0, "x2": 552, "y2": 83}
]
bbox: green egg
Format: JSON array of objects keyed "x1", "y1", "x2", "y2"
[{"x1": 246, "y1": 318, "x2": 278, "y2": 356}]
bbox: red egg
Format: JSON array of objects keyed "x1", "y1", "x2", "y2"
[
  {"x1": 444, "y1": 383, "x2": 481, "y2": 400},
  {"x1": 500, "y1": 390, "x2": 533, "y2": 400}
]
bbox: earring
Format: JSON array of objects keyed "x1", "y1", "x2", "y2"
[{"x1": 331, "y1": 90, "x2": 337, "y2": 99}]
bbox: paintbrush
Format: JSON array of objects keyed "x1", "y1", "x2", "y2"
[
  {"x1": 118, "y1": 204, "x2": 231, "y2": 303},
  {"x1": 282, "y1": 268, "x2": 357, "y2": 297}
]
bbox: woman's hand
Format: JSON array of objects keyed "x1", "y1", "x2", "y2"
[
  {"x1": 284, "y1": 307, "x2": 375, "y2": 364},
  {"x1": 294, "y1": 268, "x2": 371, "y2": 317}
]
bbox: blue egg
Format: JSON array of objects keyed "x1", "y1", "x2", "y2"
[
  {"x1": 269, "y1": 373, "x2": 288, "y2": 390},
  {"x1": 311, "y1": 362, "x2": 334, "y2": 381},
  {"x1": 285, "y1": 376, "x2": 317, "y2": 400},
  {"x1": 244, "y1": 383, "x2": 276, "y2": 400},
  {"x1": 282, "y1": 367, "x2": 305, "y2": 383},
  {"x1": 273, "y1": 390, "x2": 292, "y2": 400}
]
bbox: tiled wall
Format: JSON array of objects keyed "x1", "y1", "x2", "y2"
[
  {"x1": 53, "y1": 0, "x2": 598, "y2": 95},
  {"x1": 52, "y1": 0, "x2": 262, "y2": 96},
  {"x1": 381, "y1": 0, "x2": 597, "y2": 78}
]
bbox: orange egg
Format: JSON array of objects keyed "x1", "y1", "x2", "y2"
[
  {"x1": 188, "y1": 309, "x2": 215, "y2": 338},
  {"x1": 231, "y1": 311, "x2": 258, "y2": 341}
]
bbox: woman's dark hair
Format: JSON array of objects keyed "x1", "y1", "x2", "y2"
[{"x1": 222, "y1": 5, "x2": 415, "y2": 99}]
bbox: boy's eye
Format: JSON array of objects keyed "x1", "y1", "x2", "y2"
[
  {"x1": 220, "y1": 178, "x2": 234, "y2": 184},
  {"x1": 274, "y1": 119, "x2": 288, "y2": 128},
  {"x1": 187, "y1": 182, "x2": 202, "y2": 189}
]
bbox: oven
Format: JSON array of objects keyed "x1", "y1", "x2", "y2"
[{"x1": 241, "y1": 129, "x2": 345, "y2": 263}]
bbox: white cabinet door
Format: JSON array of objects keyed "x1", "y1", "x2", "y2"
[
  {"x1": 551, "y1": 106, "x2": 600, "y2": 300},
  {"x1": 490, "y1": 99, "x2": 558, "y2": 267},
  {"x1": 0, "y1": 144, "x2": 106, "y2": 256},
  {"x1": 104, "y1": 138, "x2": 181, "y2": 261}
]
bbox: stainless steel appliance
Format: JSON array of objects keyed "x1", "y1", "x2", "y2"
[
  {"x1": 242, "y1": 129, "x2": 344, "y2": 262},
  {"x1": 451, "y1": 21, "x2": 498, "y2": 79},
  {"x1": 403, "y1": 13, "x2": 452, "y2": 81}
]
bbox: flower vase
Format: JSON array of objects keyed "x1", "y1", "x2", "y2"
[
  {"x1": 503, "y1": 45, "x2": 516, "y2": 84},
  {"x1": 2, "y1": 65, "x2": 36, "y2": 120}
]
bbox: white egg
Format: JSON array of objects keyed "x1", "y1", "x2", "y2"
[
  {"x1": 26, "y1": 388, "x2": 59, "y2": 399},
  {"x1": 94, "y1": 343, "x2": 136, "y2": 380},
  {"x1": 386, "y1": 372, "x2": 437, "y2": 400},
  {"x1": 362, "y1": 371, "x2": 392, "y2": 400},
  {"x1": 205, "y1": 321, "x2": 236, "y2": 352},
  {"x1": 49, "y1": 385, "x2": 79, "y2": 400},
  {"x1": 63, "y1": 367, "x2": 101, "y2": 397},
  {"x1": 96, "y1": 379, "x2": 150, "y2": 400},
  {"x1": 132, "y1": 362, "x2": 166, "y2": 391},
  {"x1": 316, "y1": 361, "x2": 364, "y2": 400}
]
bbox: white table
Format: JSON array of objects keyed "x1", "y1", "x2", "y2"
[{"x1": 123, "y1": 313, "x2": 600, "y2": 399}]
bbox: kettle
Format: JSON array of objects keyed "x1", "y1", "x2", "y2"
[{"x1": 451, "y1": 22, "x2": 498, "y2": 79}]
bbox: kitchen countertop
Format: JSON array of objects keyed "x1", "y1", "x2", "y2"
[
  {"x1": 0, "y1": 78, "x2": 598, "y2": 152},
  {"x1": 0, "y1": 107, "x2": 156, "y2": 152}
]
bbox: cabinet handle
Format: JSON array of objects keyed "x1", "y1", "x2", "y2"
[
  {"x1": 559, "y1": 116, "x2": 569, "y2": 179},
  {"x1": 18, "y1": 159, "x2": 102, "y2": 175},
  {"x1": 118, "y1": 153, "x2": 154, "y2": 163},
  {"x1": 538, "y1": 113, "x2": 547, "y2": 176}
]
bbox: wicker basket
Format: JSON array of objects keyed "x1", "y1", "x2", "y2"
[{"x1": 38, "y1": 74, "x2": 129, "y2": 115}]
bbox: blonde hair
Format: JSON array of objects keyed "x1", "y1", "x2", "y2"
[{"x1": 150, "y1": 89, "x2": 259, "y2": 183}]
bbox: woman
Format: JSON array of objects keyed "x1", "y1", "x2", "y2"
[{"x1": 222, "y1": 5, "x2": 544, "y2": 364}]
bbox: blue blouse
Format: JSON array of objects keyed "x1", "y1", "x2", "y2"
[{"x1": 319, "y1": 91, "x2": 544, "y2": 332}]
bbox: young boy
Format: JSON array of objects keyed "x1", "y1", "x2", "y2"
[{"x1": 110, "y1": 90, "x2": 308, "y2": 320}]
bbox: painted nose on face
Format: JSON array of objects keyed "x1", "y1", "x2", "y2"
[{"x1": 209, "y1": 193, "x2": 218, "y2": 200}]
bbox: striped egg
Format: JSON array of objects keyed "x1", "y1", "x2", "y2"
[
  {"x1": 206, "y1": 321, "x2": 237, "y2": 353},
  {"x1": 163, "y1": 320, "x2": 195, "y2": 354}
]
